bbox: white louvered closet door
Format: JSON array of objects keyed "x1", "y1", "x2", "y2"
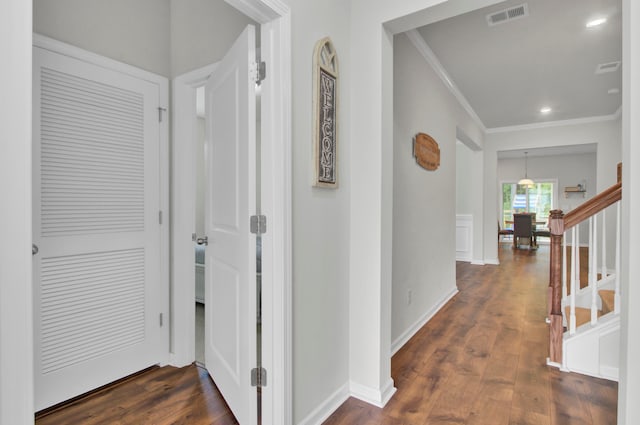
[{"x1": 33, "y1": 47, "x2": 163, "y2": 411}]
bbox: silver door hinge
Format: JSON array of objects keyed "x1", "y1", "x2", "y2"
[
  {"x1": 250, "y1": 215, "x2": 267, "y2": 234},
  {"x1": 251, "y1": 367, "x2": 267, "y2": 387},
  {"x1": 253, "y1": 61, "x2": 266, "y2": 84},
  {"x1": 159, "y1": 313, "x2": 164, "y2": 327},
  {"x1": 158, "y1": 107, "x2": 167, "y2": 122}
]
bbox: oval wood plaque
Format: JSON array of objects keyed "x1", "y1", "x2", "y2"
[{"x1": 414, "y1": 132, "x2": 440, "y2": 171}]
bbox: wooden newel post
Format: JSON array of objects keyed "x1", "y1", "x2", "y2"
[{"x1": 548, "y1": 209, "x2": 565, "y2": 364}]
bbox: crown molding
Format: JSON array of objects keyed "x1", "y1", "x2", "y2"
[
  {"x1": 405, "y1": 30, "x2": 487, "y2": 133},
  {"x1": 485, "y1": 110, "x2": 622, "y2": 134}
]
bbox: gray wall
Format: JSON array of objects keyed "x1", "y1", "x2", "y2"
[
  {"x1": 286, "y1": 0, "x2": 351, "y2": 421},
  {"x1": 34, "y1": 0, "x2": 171, "y2": 76},
  {"x1": 392, "y1": 33, "x2": 484, "y2": 346},
  {"x1": 33, "y1": 0, "x2": 254, "y2": 78},
  {"x1": 170, "y1": 0, "x2": 255, "y2": 77}
]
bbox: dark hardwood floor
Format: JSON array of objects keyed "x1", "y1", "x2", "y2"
[
  {"x1": 36, "y1": 243, "x2": 617, "y2": 424},
  {"x1": 35, "y1": 364, "x2": 239, "y2": 425},
  {"x1": 325, "y1": 243, "x2": 618, "y2": 424}
]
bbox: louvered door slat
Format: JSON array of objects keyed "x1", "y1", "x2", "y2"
[{"x1": 34, "y1": 45, "x2": 163, "y2": 411}]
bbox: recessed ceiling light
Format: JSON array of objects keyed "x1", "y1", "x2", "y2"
[
  {"x1": 586, "y1": 18, "x2": 607, "y2": 28},
  {"x1": 540, "y1": 107, "x2": 552, "y2": 114},
  {"x1": 608, "y1": 88, "x2": 620, "y2": 95}
]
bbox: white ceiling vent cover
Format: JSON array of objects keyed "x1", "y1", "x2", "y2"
[
  {"x1": 487, "y1": 4, "x2": 529, "y2": 27},
  {"x1": 595, "y1": 61, "x2": 621, "y2": 74}
]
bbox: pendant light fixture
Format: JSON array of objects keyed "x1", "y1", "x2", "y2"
[{"x1": 518, "y1": 151, "x2": 535, "y2": 186}]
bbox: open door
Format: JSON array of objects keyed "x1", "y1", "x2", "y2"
[{"x1": 204, "y1": 25, "x2": 258, "y2": 424}]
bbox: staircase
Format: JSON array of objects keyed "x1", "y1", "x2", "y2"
[{"x1": 546, "y1": 167, "x2": 622, "y2": 381}]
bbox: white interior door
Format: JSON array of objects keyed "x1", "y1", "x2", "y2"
[
  {"x1": 204, "y1": 25, "x2": 258, "y2": 424},
  {"x1": 33, "y1": 46, "x2": 164, "y2": 411}
]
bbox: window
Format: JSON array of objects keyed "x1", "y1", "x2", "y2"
[{"x1": 501, "y1": 181, "x2": 555, "y2": 229}]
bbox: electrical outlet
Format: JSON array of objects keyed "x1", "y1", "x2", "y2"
[{"x1": 407, "y1": 288, "x2": 412, "y2": 305}]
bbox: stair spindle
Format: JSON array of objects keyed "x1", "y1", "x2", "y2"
[{"x1": 590, "y1": 216, "x2": 598, "y2": 325}]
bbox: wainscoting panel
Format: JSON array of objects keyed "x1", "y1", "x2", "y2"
[{"x1": 456, "y1": 214, "x2": 473, "y2": 262}]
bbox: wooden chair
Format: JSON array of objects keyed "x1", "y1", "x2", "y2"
[
  {"x1": 513, "y1": 213, "x2": 534, "y2": 249},
  {"x1": 533, "y1": 219, "x2": 551, "y2": 246},
  {"x1": 498, "y1": 220, "x2": 513, "y2": 241}
]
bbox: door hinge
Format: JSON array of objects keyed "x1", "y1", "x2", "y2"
[
  {"x1": 159, "y1": 210, "x2": 163, "y2": 225},
  {"x1": 251, "y1": 367, "x2": 267, "y2": 387},
  {"x1": 159, "y1": 313, "x2": 164, "y2": 327},
  {"x1": 253, "y1": 61, "x2": 266, "y2": 85},
  {"x1": 158, "y1": 107, "x2": 167, "y2": 122},
  {"x1": 250, "y1": 215, "x2": 267, "y2": 234}
]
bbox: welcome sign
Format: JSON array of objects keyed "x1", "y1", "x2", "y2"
[{"x1": 313, "y1": 37, "x2": 339, "y2": 188}]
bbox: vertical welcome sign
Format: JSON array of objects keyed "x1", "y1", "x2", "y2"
[{"x1": 313, "y1": 38, "x2": 338, "y2": 188}]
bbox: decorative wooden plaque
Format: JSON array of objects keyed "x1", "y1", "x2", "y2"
[
  {"x1": 313, "y1": 37, "x2": 339, "y2": 188},
  {"x1": 414, "y1": 133, "x2": 440, "y2": 171}
]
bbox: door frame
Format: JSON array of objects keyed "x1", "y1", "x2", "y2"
[{"x1": 170, "y1": 1, "x2": 292, "y2": 424}]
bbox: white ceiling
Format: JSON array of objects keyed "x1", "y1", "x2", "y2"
[{"x1": 416, "y1": 0, "x2": 622, "y2": 129}]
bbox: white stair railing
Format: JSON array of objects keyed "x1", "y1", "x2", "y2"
[
  {"x1": 561, "y1": 199, "x2": 621, "y2": 334},
  {"x1": 548, "y1": 179, "x2": 621, "y2": 365}
]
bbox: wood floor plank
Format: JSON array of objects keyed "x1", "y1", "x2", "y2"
[
  {"x1": 326, "y1": 244, "x2": 617, "y2": 425},
  {"x1": 36, "y1": 244, "x2": 617, "y2": 424}
]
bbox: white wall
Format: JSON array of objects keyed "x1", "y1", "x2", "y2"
[
  {"x1": 33, "y1": 0, "x2": 171, "y2": 77},
  {"x1": 620, "y1": 1, "x2": 640, "y2": 423},
  {"x1": 392, "y1": 33, "x2": 483, "y2": 350},
  {"x1": 169, "y1": 0, "x2": 255, "y2": 77},
  {"x1": 0, "y1": 2, "x2": 34, "y2": 423},
  {"x1": 483, "y1": 119, "x2": 621, "y2": 263},
  {"x1": 456, "y1": 142, "x2": 474, "y2": 214},
  {"x1": 283, "y1": 0, "x2": 352, "y2": 422},
  {"x1": 497, "y1": 153, "x2": 597, "y2": 213},
  {"x1": 196, "y1": 118, "x2": 206, "y2": 238},
  {"x1": 456, "y1": 141, "x2": 484, "y2": 263}
]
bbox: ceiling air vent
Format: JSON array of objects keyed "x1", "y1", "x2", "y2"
[
  {"x1": 486, "y1": 4, "x2": 529, "y2": 27},
  {"x1": 595, "y1": 61, "x2": 621, "y2": 74}
]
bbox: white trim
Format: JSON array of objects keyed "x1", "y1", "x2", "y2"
[
  {"x1": 486, "y1": 112, "x2": 621, "y2": 134},
  {"x1": 258, "y1": 12, "x2": 293, "y2": 425},
  {"x1": 170, "y1": 62, "x2": 218, "y2": 368},
  {"x1": 405, "y1": 30, "x2": 486, "y2": 133},
  {"x1": 471, "y1": 260, "x2": 486, "y2": 265},
  {"x1": 296, "y1": 383, "x2": 350, "y2": 425},
  {"x1": 600, "y1": 365, "x2": 620, "y2": 381},
  {"x1": 349, "y1": 378, "x2": 397, "y2": 408},
  {"x1": 0, "y1": 1, "x2": 34, "y2": 422},
  {"x1": 485, "y1": 258, "x2": 500, "y2": 265},
  {"x1": 391, "y1": 288, "x2": 459, "y2": 355},
  {"x1": 33, "y1": 34, "x2": 165, "y2": 86},
  {"x1": 171, "y1": 3, "x2": 292, "y2": 424},
  {"x1": 225, "y1": 0, "x2": 287, "y2": 22}
]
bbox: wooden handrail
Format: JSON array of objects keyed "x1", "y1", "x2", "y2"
[{"x1": 564, "y1": 182, "x2": 622, "y2": 230}]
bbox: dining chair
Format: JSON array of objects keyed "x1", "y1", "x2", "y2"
[{"x1": 513, "y1": 213, "x2": 534, "y2": 249}]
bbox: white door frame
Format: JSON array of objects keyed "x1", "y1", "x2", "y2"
[{"x1": 170, "y1": 1, "x2": 292, "y2": 424}]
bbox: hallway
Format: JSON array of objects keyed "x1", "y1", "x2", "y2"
[
  {"x1": 34, "y1": 244, "x2": 617, "y2": 424},
  {"x1": 325, "y1": 244, "x2": 617, "y2": 424}
]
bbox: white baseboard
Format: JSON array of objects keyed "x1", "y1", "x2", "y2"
[
  {"x1": 470, "y1": 259, "x2": 485, "y2": 265},
  {"x1": 484, "y1": 258, "x2": 500, "y2": 265},
  {"x1": 600, "y1": 365, "x2": 619, "y2": 381},
  {"x1": 391, "y1": 287, "x2": 459, "y2": 356},
  {"x1": 350, "y1": 378, "x2": 396, "y2": 408},
  {"x1": 296, "y1": 382, "x2": 350, "y2": 425}
]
